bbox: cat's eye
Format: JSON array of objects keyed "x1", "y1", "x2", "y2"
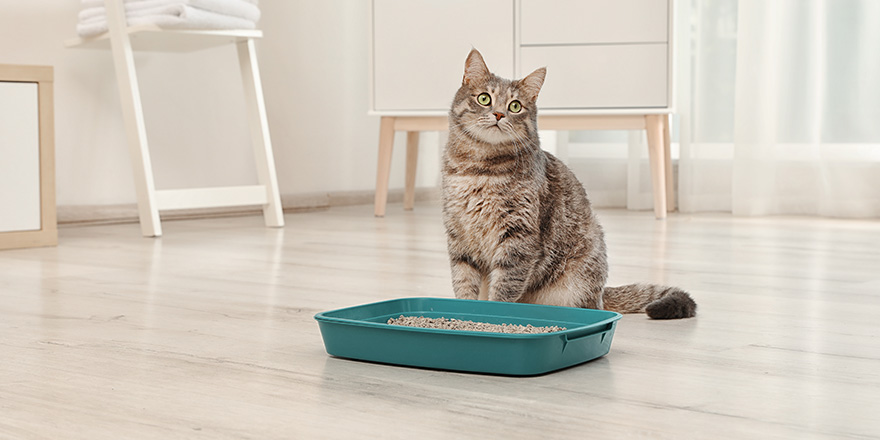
[
  {"x1": 477, "y1": 93, "x2": 491, "y2": 106},
  {"x1": 508, "y1": 100, "x2": 522, "y2": 113}
]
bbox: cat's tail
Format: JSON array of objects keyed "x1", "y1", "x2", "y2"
[{"x1": 602, "y1": 284, "x2": 697, "y2": 319}]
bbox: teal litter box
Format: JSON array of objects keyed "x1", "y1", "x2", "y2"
[{"x1": 314, "y1": 297, "x2": 622, "y2": 376}]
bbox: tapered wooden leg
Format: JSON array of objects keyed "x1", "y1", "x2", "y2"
[
  {"x1": 645, "y1": 115, "x2": 668, "y2": 219},
  {"x1": 662, "y1": 113, "x2": 675, "y2": 212},
  {"x1": 403, "y1": 131, "x2": 419, "y2": 211},
  {"x1": 374, "y1": 116, "x2": 396, "y2": 217},
  {"x1": 105, "y1": 0, "x2": 161, "y2": 237}
]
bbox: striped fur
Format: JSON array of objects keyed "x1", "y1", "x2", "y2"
[{"x1": 441, "y1": 49, "x2": 696, "y2": 319}]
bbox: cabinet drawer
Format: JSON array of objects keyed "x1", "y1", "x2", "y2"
[
  {"x1": 520, "y1": 44, "x2": 668, "y2": 109},
  {"x1": 372, "y1": 0, "x2": 514, "y2": 112},
  {"x1": 520, "y1": 0, "x2": 668, "y2": 45}
]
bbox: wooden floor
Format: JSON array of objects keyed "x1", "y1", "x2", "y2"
[{"x1": 2, "y1": 202, "x2": 879, "y2": 439}]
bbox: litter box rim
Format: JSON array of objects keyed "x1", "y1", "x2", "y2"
[{"x1": 314, "y1": 297, "x2": 622, "y2": 339}]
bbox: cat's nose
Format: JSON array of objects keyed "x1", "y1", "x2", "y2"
[{"x1": 493, "y1": 112, "x2": 505, "y2": 121}]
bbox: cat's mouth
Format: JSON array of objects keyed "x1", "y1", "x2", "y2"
[
  {"x1": 473, "y1": 123, "x2": 514, "y2": 145},
  {"x1": 487, "y1": 119, "x2": 504, "y2": 129}
]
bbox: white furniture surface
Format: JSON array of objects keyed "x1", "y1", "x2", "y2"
[
  {"x1": 519, "y1": 0, "x2": 668, "y2": 45},
  {"x1": 519, "y1": 44, "x2": 668, "y2": 109},
  {"x1": 65, "y1": 0, "x2": 284, "y2": 238},
  {"x1": 0, "y1": 65, "x2": 56, "y2": 250},
  {"x1": 369, "y1": 0, "x2": 675, "y2": 218},
  {"x1": 371, "y1": 0, "x2": 514, "y2": 113},
  {"x1": 0, "y1": 82, "x2": 40, "y2": 232}
]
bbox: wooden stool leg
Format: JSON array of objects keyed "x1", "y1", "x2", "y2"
[
  {"x1": 662, "y1": 114, "x2": 675, "y2": 212},
  {"x1": 374, "y1": 116, "x2": 395, "y2": 217},
  {"x1": 237, "y1": 38, "x2": 284, "y2": 228},
  {"x1": 645, "y1": 115, "x2": 668, "y2": 219},
  {"x1": 105, "y1": 0, "x2": 161, "y2": 237},
  {"x1": 403, "y1": 131, "x2": 419, "y2": 211}
]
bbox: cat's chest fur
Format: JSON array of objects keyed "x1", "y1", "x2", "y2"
[{"x1": 443, "y1": 173, "x2": 539, "y2": 264}]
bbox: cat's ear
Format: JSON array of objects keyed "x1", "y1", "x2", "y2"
[
  {"x1": 463, "y1": 49, "x2": 491, "y2": 86},
  {"x1": 520, "y1": 67, "x2": 546, "y2": 101}
]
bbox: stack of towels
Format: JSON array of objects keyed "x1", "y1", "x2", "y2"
[{"x1": 76, "y1": 0, "x2": 261, "y2": 37}]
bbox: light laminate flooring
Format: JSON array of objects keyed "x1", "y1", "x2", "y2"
[{"x1": 1, "y1": 202, "x2": 879, "y2": 439}]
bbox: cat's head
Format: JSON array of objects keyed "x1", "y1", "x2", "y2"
[{"x1": 450, "y1": 49, "x2": 546, "y2": 145}]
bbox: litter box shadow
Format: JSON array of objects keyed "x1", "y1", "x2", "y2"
[{"x1": 320, "y1": 351, "x2": 613, "y2": 379}]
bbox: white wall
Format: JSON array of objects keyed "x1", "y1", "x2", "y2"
[{"x1": 0, "y1": 1, "x2": 439, "y2": 209}]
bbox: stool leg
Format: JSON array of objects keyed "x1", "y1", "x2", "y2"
[
  {"x1": 105, "y1": 0, "x2": 161, "y2": 237},
  {"x1": 237, "y1": 38, "x2": 284, "y2": 228},
  {"x1": 403, "y1": 131, "x2": 419, "y2": 210},
  {"x1": 374, "y1": 117, "x2": 395, "y2": 217},
  {"x1": 645, "y1": 115, "x2": 668, "y2": 219}
]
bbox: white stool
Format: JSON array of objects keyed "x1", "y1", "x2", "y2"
[{"x1": 66, "y1": 0, "x2": 284, "y2": 237}]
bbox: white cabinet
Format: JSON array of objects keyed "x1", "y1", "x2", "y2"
[
  {"x1": 370, "y1": 0, "x2": 514, "y2": 113},
  {"x1": 0, "y1": 65, "x2": 56, "y2": 250},
  {"x1": 370, "y1": 0, "x2": 673, "y2": 115},
  {"x1": 369, "y1": 1, "x2": 676, "y2": 220},
  {"x1": 0, "y1": 82, "x2": 41, "y2": 232}
]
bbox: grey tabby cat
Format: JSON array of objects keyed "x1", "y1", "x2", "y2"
[{"x1": 441, "y1": 49, "x2": 696, "y2": 319}]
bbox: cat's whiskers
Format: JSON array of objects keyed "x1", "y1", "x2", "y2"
[
  {"x1": 451, "y1": 119, "x2": 482, "y2": 143},
  {"x1": 500, "y1": 121, "x2": 532, "y2": 172},
  {"x1": 448, "y1": 110, "x2": 537, "y2": 175}
]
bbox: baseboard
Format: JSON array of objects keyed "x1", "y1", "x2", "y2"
[{"x1": 57, "y1": 187, "x2": 441, "y2": 227}]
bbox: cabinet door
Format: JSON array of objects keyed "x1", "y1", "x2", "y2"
[
  {"x1": 521, "y1": 44, "x2": 668, "y2": 109},
  {"x1": 372, "y1": 0, "x2": 514, "y2": 113},
  {"x1": 0, "y1": 82, "x2": 41, "y2": 233},
  {"x1": 520, "y1": 0, "x2": 668, "y2": 45}
]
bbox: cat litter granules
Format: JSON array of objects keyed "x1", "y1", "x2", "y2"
[{"x1": 387, "y1": 315, "x2": 565, "y2": 334}]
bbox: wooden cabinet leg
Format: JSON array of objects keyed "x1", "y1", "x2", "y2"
[
  {"x1": 374, "y1": 116, "x2": 396, "y2": 217},
  {"x1": 645, "y1": 115, "x2": 668, "y2": 219},
  {"x1": 403, "y1": 131, "x2": 419, "y2": 211},
  {"x1": 662, "y1": 114, "x2": 674, "y2": 212}
]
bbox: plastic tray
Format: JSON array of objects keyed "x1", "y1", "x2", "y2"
[{"x1": 314, "y1": 297, "x2": 622, "y2": 376}]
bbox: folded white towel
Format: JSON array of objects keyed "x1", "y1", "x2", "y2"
[
  {"x1": 80, "y1": 0, "x2": 258, "y2": 6},
  {"x1": 79, "y1": 0, "x2": 260, "y2": 23},
  {"x1": 76, "y1": 5, "x2": 256, "y2": 37}
]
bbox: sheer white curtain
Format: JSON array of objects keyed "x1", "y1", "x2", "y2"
[{"x1": 679, "y1": 0, "x2": 880, "y2": 217}]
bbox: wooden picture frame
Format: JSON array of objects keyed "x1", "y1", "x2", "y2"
[{"x1": 0, "y1": 64, "x2": 56, "y2": 250}]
